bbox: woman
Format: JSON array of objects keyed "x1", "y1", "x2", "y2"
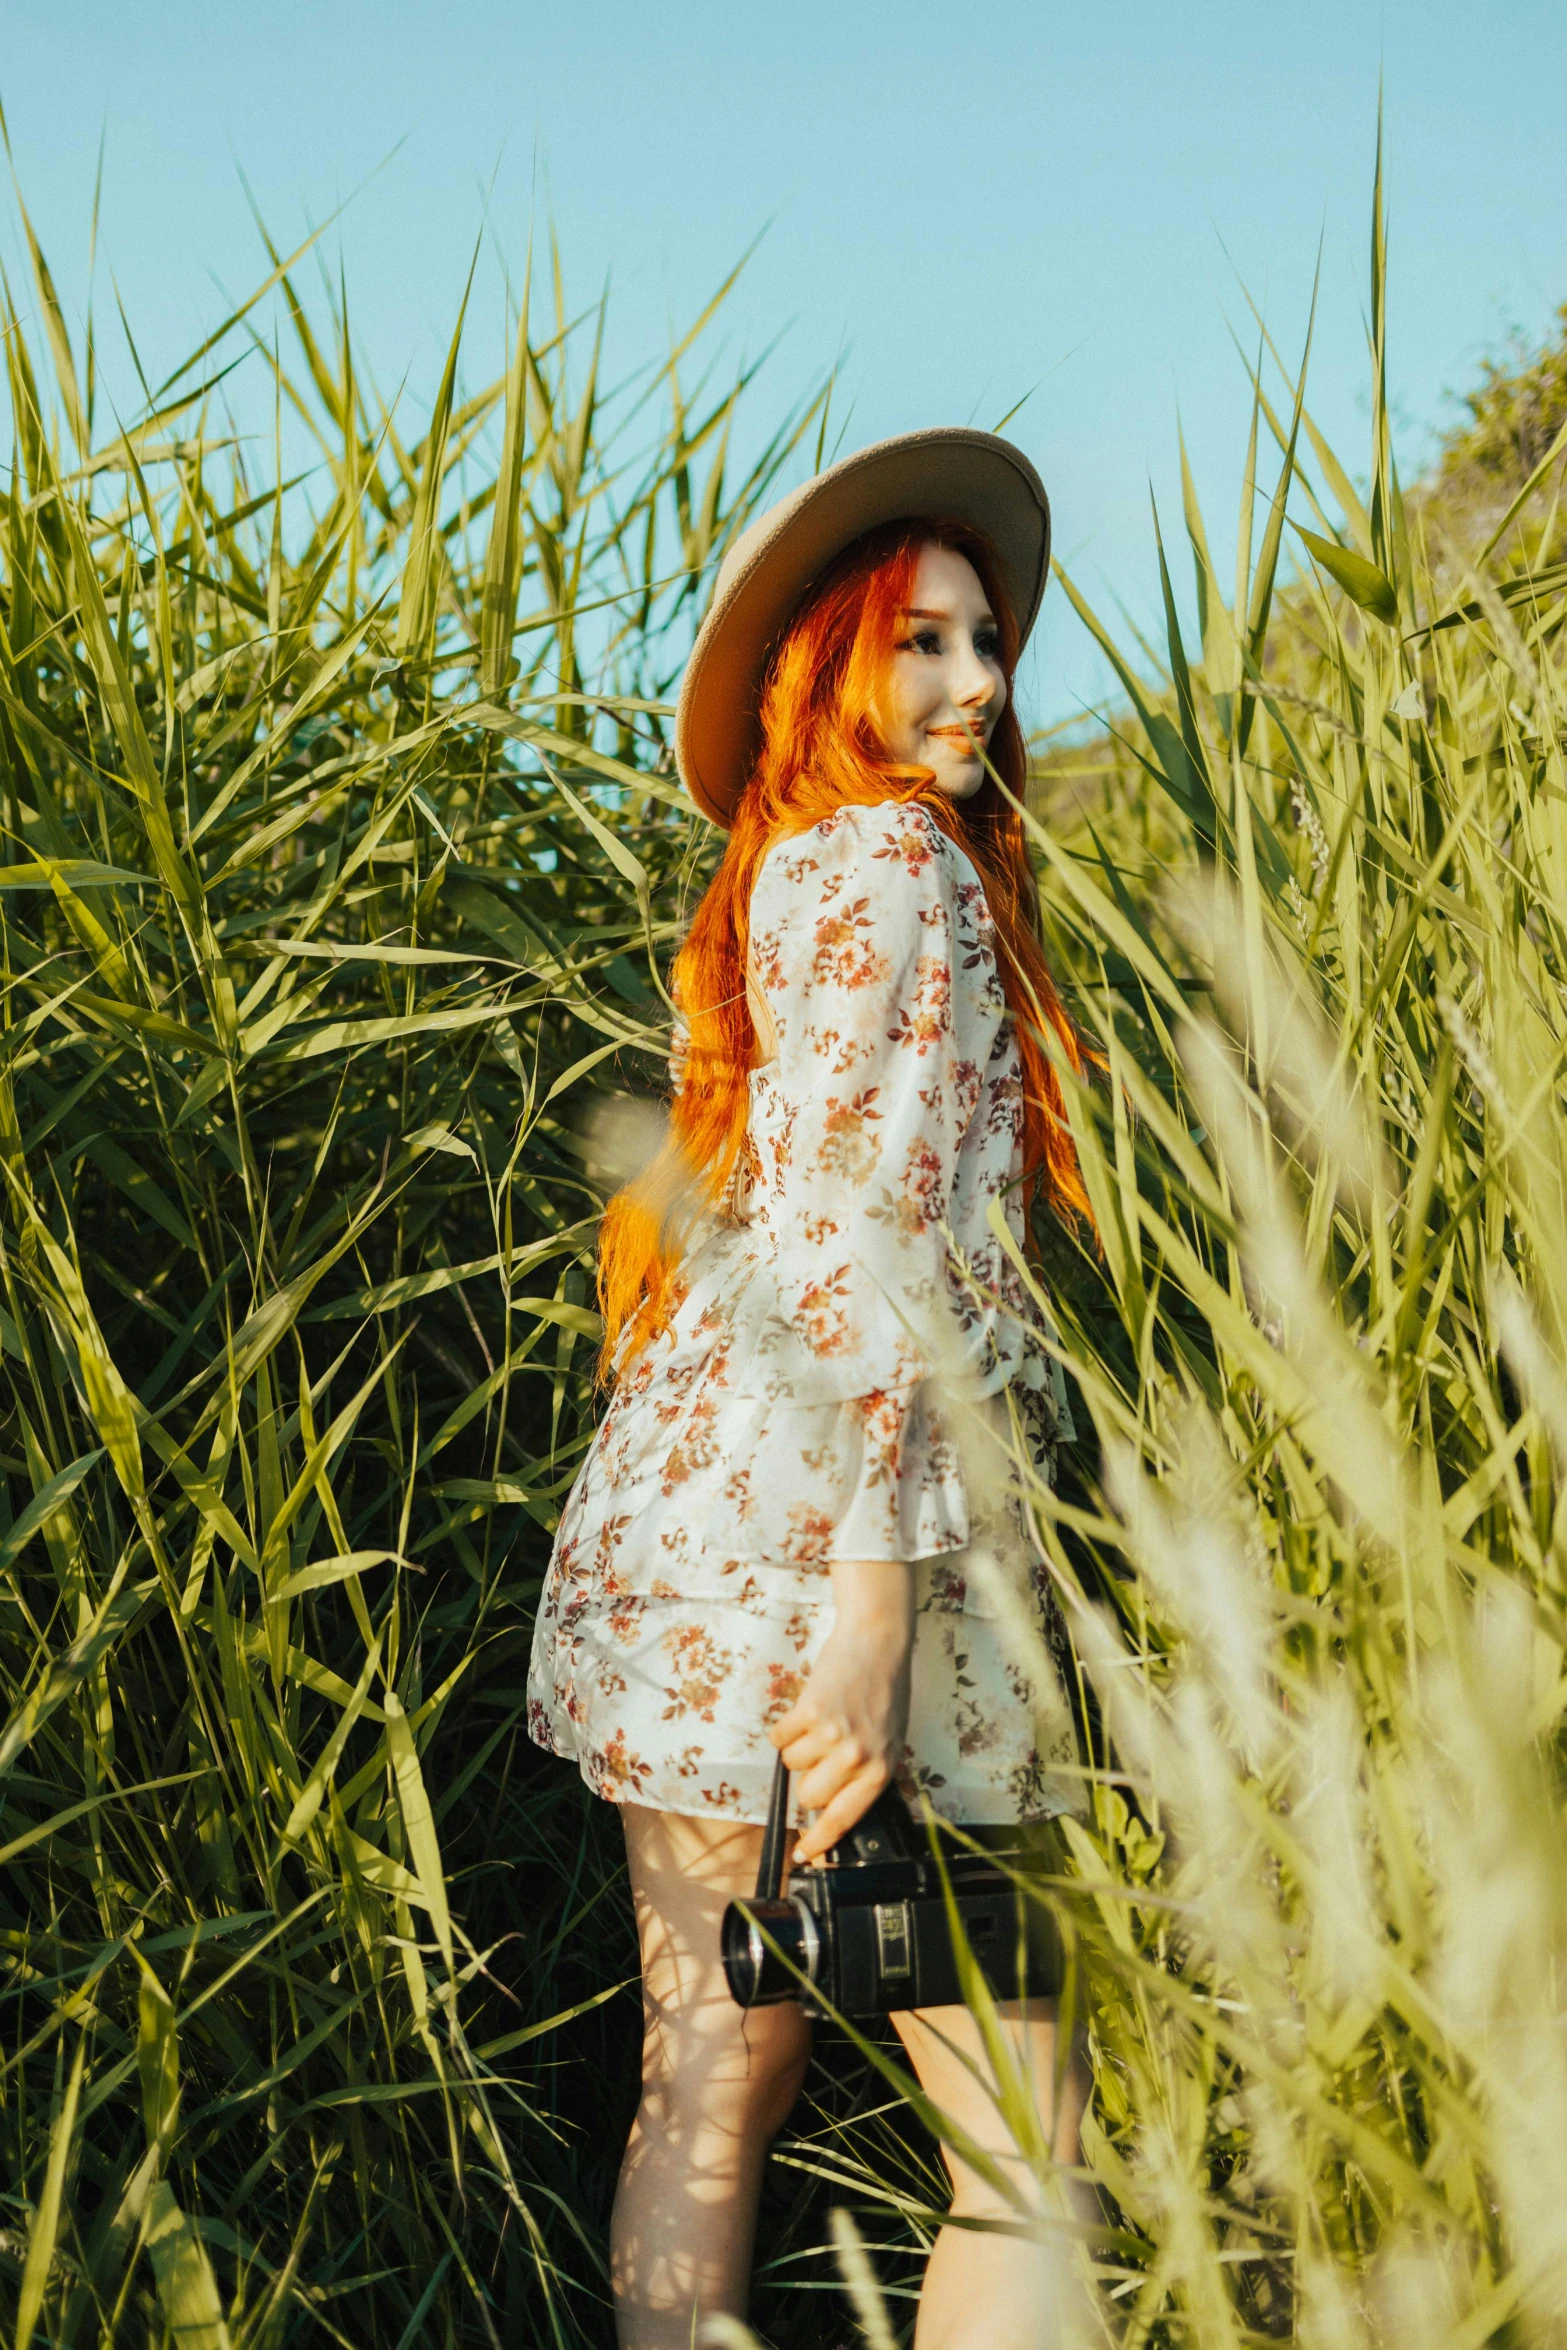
[{"x1": 528, "y1": 429, "x2": 1095, "y2": 2350}]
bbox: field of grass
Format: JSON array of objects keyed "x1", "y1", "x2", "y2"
[{"x1": 3, "y1": 141, "x2": 1567, "y2": 2348}]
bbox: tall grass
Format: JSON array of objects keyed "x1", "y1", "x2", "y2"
[
  {"x1": 0, "y1": 199, "x2": 838, "y2": 2346},
  {"x1": 719, "y1": 141, "x2": 1567, "y2": 2350},
  {"x1": 5, "y1": 133, "x2": 1567, "y2": 2349},
  {"x1": 1000, "y1": 140, "x2": 1567, "y2": 2345}
]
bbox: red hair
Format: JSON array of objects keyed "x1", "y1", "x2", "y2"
[{"x1": 598, "y1": 519, "x2": 1094, "y2": 1377}]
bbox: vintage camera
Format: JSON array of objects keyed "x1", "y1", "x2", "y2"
[{"x1": 721, "y1": 1758, "x2": 1061, "y2": 2017}]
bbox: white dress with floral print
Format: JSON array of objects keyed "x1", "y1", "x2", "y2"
[{"x1": 527, "y1": 799, "x2": 1081, "y2": 1825}]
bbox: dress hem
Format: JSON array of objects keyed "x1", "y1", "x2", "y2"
[{"x1": 529, "y1": 1717, "x2": 1081, "y2": 1831}]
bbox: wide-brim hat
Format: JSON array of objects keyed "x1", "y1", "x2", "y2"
[{"x1": 673, "y1": 427, "x2": 1051, "y2": 827}]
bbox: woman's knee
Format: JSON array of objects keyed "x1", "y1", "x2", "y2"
[
  {"x1": 622, "y1": 1802, "x2": 811, "y2": 2140},
  {"x1": 740, "y1": 2013, "x2": 812, "y2": 2132},
  {"x1": 639, "y1": 2002, "x2": 810, "y2": 2140}
]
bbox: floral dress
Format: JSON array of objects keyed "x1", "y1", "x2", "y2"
[{"x1": 526, "y1": 798, "x2": 1081, "y2": 1825}]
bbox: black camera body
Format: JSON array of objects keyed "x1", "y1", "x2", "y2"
[{"x1": 721, "y1": 1759, "x2": 1060, "y2": 2018}]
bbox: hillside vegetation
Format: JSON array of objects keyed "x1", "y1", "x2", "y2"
[{"x1": 2, "y1": 148, "x2": 1567, "y2": 2349}]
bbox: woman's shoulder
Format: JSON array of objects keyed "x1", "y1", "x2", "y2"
[{"x1": 756, "y1": 798, "x2": 956, "y2": 901}]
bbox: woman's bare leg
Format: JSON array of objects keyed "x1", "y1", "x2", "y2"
[
  {"x1": 892, "y1": 1997, "x2": 1092, "y2": 2350},
  {"x1": 613, "y1": 1804, "x2": 812, "y2": 2349}
]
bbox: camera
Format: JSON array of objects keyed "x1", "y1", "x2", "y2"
[{"x1": 722, "y1": 1758, "x2": 1061, "y2": 2017}]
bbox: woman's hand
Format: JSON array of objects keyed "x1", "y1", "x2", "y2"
[{"x1": 769, "y1": 1558, "x2": 914, "y2": 1865}]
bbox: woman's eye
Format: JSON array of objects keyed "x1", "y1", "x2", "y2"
[
  {"x1": 976, "y1": 631, "x2": 1001, "y2": 661},
  {"x1": 895, "y1": 629, "x2": 942, "y2": 654}
]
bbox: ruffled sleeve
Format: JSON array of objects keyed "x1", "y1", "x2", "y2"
[
  {"x1": 667, "y1": 803, "x2": 984, "y2": 1565},
  {"x1": 744, "y1": 800, "x2": 981, "y2": 1399}
]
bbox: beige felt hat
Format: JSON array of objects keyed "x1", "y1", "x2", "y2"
[{"x1": 673, "y1": 427, "x2": 1051, "y2": 827}]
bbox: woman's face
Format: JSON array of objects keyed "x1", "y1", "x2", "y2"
[{"x1": 874, "y1": 543, "x2": 1008, "y2": 800}]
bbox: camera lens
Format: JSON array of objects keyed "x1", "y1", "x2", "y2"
[{"x1": 721, "y1": 1896, "x2": 820, "y2": 2006}]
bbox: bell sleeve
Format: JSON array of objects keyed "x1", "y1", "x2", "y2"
[
  {"x1": 711, "y1": 802, "x2": 986, "y2": 1564},
  {"x1": 749, "y1": 801, "x2": 980, "y2": 1390}
]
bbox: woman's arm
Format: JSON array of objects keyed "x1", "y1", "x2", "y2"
[
  {"x1": 747, "y1": 801, "x2": 975, "y2": 1414},
  {"x1": 750, "y1": 803, "x2": 973, "y2": 1849},
  {"x1": 768, "y1": 1557, "x2": 914, "y2": 1864}
]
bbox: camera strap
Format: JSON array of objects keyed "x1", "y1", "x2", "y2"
[{"x1": 755, "y1": 1754, "x2": 791, "y2": 1902}]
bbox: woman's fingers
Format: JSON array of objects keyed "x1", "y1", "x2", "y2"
[
  {"x1": 790, "y1": 1740, "x2": 889, "y2": 1854},
  {"x1": 793, "y1": 1765, "x2": 887, "y2": 1865},
  {"x1": 768, "y1": 1699, "x2": 833, "y2": 1756},
  {"x1": 765, "y1": 1682, "x2": 902, "y2": 1861},
  {"x1": 773, "y1": 1707, "x2": 857, "y2": 1773},
  {"x1": 790, "y1": 1738, "x2": 872, "y2": 1813},
  {"x1": 770, "y1": 1710, "x2": 892, "y2": 1862}
]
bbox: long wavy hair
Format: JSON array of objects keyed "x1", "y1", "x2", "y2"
[{"x1": 597, "y1": 518, "x2": 1094, "y2": 1379}]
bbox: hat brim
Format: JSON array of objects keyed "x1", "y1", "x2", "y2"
[{"x1": 674, "y1": 428, "x2": 1051, "y2": 827}]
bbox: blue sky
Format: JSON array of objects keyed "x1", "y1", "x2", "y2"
[{"x1": 2, "y1": 1, "x2": 1563, "y2": 723}]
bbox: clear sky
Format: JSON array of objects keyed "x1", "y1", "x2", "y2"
[{"x1": 2, "y1": 1, "x2": 1563, "y2": 723}]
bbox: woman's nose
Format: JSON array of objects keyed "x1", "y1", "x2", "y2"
[{"x1": 956, "y1": 642, "x2": 996, "y2": 706}]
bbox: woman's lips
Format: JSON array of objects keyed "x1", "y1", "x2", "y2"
[{"x1": 926, "y1": 725, "x2": 987, "y2": 751}]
